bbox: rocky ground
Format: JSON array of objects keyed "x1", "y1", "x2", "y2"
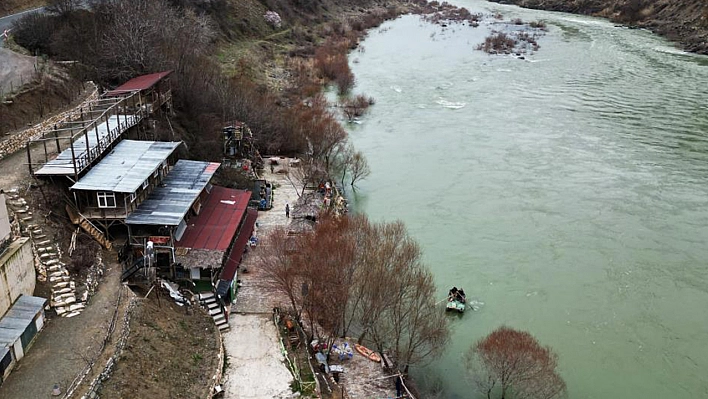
[
  {"x1": 0, "y1": 48, "x2": 36, "y2": 96},
  {"x1": 489, "y1": 0, "x2": 708, "y2": 54}
]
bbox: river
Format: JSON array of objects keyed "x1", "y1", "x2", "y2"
[{"x1": 345, "y1": 1, "x2": 708, "y2": 398}]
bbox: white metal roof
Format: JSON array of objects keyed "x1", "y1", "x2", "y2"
[
  {"x1": 0, "y1": 295, "x2": 46, "y2": 347},
  {"x1": 125, "y1": 160, "x2": 220, "y2": 226},
  {"x1": 71, "y1": 140, "x2": 182, "y2": 193}
]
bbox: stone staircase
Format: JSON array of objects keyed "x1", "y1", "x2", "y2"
[
  {"x1": 5, "y1": 190, "x2": 85, "y2": 318},
  {"x1": 66, "y1": 205, "x2": 112, "y2": 249},
  {"x1": 199, "y1": 292, "x2": 229, "y2": 332}
]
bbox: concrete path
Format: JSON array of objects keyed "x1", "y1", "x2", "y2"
[
  {"x1": 221, "y1": 314, "x2": 293, "y2": 399},
  {"x1": 220, "y1": 157, "x2": 302, "y2": 398}
]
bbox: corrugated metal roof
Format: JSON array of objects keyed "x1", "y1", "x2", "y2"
[
  {"x1": 71, "y1": 140, "x2": 181, "y2": 193},
  {"x1": 125, "y1": 160, "x2": 221, "y2": 226},
  {"x1": 220, "y1": 208, "x2": 258, "y2": 282},
  {"x1": 104, "y1": 71, "x2": 173, "y2": 97},
  {"x1": 176, "y1": 186, "x2": 251, "y2": 251},
  {"x1": 0, "y1": 295, "x2": 46, "y2": 347},
  {"x1": 34, "y1": 115, "x2": 139, "y2": 176}
]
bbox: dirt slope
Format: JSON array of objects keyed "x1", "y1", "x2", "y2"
[
  {"x1": 98, "y1": 295, "x2": 220, "y2": 399},
  {"x1": 489, "y1": 0, "x2": 708, "y2": 54}
]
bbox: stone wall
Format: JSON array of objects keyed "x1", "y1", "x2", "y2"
[{"x1": 0, "y1": 237, "x2": 34, "y2": 318}]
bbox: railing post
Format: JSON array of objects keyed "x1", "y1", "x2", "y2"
[
  {"x1": 27, "y1": 144, "x2": 33, "y2": 176},
  {"x1": 70, "y1": 139, "x2": 78, "y2": 180},
  {"x1": 42, "y1": 130, "x2": 48, "y2": 163}
]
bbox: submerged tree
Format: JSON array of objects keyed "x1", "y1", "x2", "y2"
[{"x1": 465, "y1": 326, "x2": 567, "y2": 399}]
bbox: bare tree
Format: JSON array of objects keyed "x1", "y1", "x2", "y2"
[
  {"x1": 349, "y1": 150, "x2": 370, "y2": 187},
  {"x1": 95, "y1": 0, "x2": 214, "y2": 81},
  {"x1": 465, "y1": 326, "x2": 567, "y2": 399},
  {"x1": 362, "y1": 221, "x2": 449, "y2": 372},
  {"x1": 257, "y1": 227, "x2": 304, "y2": 318},
  {"x1": 285, "y1": 158, "x2": 327, "y2": 198},
  {"x1": 46, "y1": 0, "x2": 81, "y2": 16},
  {"x1": 260, "y1": 214, "x2": 450, "y2": 372}
]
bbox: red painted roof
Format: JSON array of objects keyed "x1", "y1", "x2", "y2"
[
  {"x1": 221, "y1": 208, "x2": 258, "y2": 281},
  {"x1": 176, "y1": 186, "x2": 251, "y2": 251},
  {"x1": 105, "y1": 71, "x2": 173, "y2": 96}
]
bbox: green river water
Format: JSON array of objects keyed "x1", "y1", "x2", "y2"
[{"x1": 345, "y1": 1, "x2": 708, "y2": 398}]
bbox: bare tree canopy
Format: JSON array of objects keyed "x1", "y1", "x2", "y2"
[
  {"x1": 465, "y1": 326, "x2": 567, "y2": 399},
  {"x1": 258, "y1": 214, "x2": 449, "y2": 372}
]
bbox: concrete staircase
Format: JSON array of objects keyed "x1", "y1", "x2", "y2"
[
  {"x1": 199, "y1": 292, "x2": 229, "y2": 332},
  {"x1": 6, "y1": 190, "x2": 85, "y2": 318},
  {"x1": 65, "y1": 205, "x2": 112, "y2": 250}
]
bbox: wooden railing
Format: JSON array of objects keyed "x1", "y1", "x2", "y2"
[{"x1": 28, "y1": 91, "x2": 148, "y2": 179}]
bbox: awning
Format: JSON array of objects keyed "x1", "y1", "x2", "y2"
[{"x1": 220, "y1": 208, "x2": 258, "y2": 282}]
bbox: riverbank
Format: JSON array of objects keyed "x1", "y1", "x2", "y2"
[{"x1": 488, "y1": 0, "x2": 708, "y2": 54}]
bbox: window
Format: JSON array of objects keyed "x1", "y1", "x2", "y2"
[
  {"x1": 142, "y1": 179, "x2": 149, "y2": 189},
  {"x1": 153, "y1": 169, "x2": 159, "y2": 178},
  {"x1": 129, "y1": 193, "x2": 136, "y2": 203},
  {"x1": 97, "y1": 192, "x2": 116, "y2": 208}
]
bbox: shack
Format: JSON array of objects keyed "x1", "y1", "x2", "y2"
[
  {"x1": 173, "y1": 186, "x2": 255, "y2": 291},
  {"x1": 0, "y1": 295, "x2": 47, "y2": 382}
]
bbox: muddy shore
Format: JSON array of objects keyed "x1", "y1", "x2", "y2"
[{"x1": 488, "y1": 0, "x2": 708, "y2": 54}]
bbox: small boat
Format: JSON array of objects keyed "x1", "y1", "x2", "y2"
[
  {"x1": 354, "y1": 343, "x2": 381, "y2": 363},
  {"x1": 446, "y1": 287, "x2": 466, "y2": 313}
]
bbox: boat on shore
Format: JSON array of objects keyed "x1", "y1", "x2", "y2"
[
  {"x1": 446, "y1": 287, "x2": 466, "y2": 313},
  {"x1": 354, "y1": 343, "x2": 381, "y2": 362}
]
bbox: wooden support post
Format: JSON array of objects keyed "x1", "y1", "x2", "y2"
[
  {"x1": 105, "y1": 114, "x2": 110, "y2": 140},
  {"x1": 94, "y1": 120, "x2": 100, "y2": 153},
  {"x1": 42, "y1": 131, "x2": 48, "y2": 163},
  {"x1": 27, "y1": 144, "x2": 33, "y2": 176},
  {"x1": 83, "y1": 122, "x2": 90, "y2": 160},
  {"x1": 70, "y1": 139, "x2": 78, "y2": 180},
  {"x1": 53, "y1": 130, "x2": 60, "y2": 153}
]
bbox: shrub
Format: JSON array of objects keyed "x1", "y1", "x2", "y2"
[{"x1": 477, "y1": 32, "x2": 517, "y2": 54}]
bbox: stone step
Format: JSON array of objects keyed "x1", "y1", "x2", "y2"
[
  {"x1": 32, "y1": 229, "x2": 42, "y2": 235},
  {"x1": 54, "y1": 288, "x2": 72, "y2": 295},
  {"x1": 68, "y1": 303, "x2": 85, "y2": 312},
  {"x1": 208, "y1": 308, "x2": 222, "y2": 316},
  {"x1": 198, "y1": 292, "x2": 215, "y2": 301},
  {"x1": 34, "y1": 235, "x2": 47, "y2": 239},
  {"x1": 44, "y1": 259, "x2": 59, "y2": 266},
  {"x1": 213, "y1": 314, "x2": 226, "y2": 324},
  {"x1": 53, "y1": 281, "x2": 69, "y2": 289},
  {"x1": 21, "y1": 217, "x2": 33, "y2": 222},
  {"x1": 218, "y1": 323, "x2": 230, "y2": 332},
  {"x1": 36, "y1": 240, "x2": 51, "y2": 246},
  {"x1": 55, "y1": 306, "x2": 68, "y2": 316}
]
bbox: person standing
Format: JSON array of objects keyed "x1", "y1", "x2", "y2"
[{"x1": 285, "y1": 203, "x2": 290, "y2": 218}]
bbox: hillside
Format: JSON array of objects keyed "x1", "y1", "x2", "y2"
[{"x1": 489, "y1": 0, "x2": 708, "y2": 54}]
